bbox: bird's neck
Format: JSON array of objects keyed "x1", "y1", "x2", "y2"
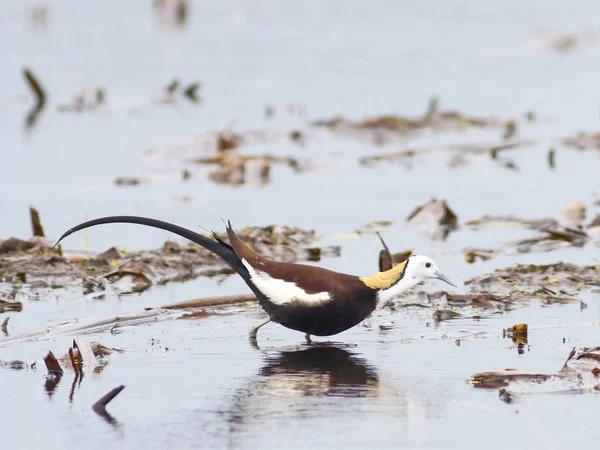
[{"x1": 376, "y1": 274, "x2": 419, "y2": 304}]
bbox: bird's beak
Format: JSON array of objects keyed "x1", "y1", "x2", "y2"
[{"x1": 435, "y1": 270, "x2": 457, "y2": 288}]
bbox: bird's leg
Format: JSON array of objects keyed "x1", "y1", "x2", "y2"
[
  {"x1": 248, "y1": 318, "x2": 270, "y2": 341},
  {"x1": 305, "y1": 333, "x2": 312, "y2": 344}
]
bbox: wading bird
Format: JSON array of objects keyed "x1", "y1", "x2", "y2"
[{"x1": 55, "y1": 216, "x2": 456, "y2": 342}]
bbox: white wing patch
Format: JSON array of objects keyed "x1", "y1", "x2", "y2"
[{"x1": 242, "y1": 259, "x2": 331, "y2": 306}]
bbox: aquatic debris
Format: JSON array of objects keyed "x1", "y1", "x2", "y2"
[
  {"x1": 22, "y1": 67, "x2": 47, "y2": 129},
  {"x1": 529, "y1": 28, "x2": 600, "y2": 54},
  {"x1": 92, "y1": 385, "x2": 125, "y2": 424},
  {"x1": 359, "y1": 140, "x2": 534, "y2": 168},
  {"x1": 57, "y1": 87, "x2": 105, "y2": 113},
  {"x1": 0, "y1": 212, "x2": 332, "y2": 296},
  {"x1": 355, "y1": 220, "x2": 393, "y2": 235},
  {"x1": 471, "y1": 370, "x2": 553, "y2": 389},
  {"x1": 192, "y1": 152, "x2": 312, "y2": 187},
  {"x1": 560, "y1": 202, "x2": 586, "y2": 225},
  {"x1": 464, "y1": 212, "x2": 593, "y2": 260},
  {"x1": 217, "y1": 131, "x2": 242, "y2": 152},
  {"x1": 149, "y1": 293, "x2": 257, "y2": 311},
  {"x1": 0, "y1": 293, "x2": 23, "y2": 314},
  {"x1": 313, "y1": 98, "x2": 509, "y2": 143},
  {"x1": 1, "y1": 317, "x2": 9, "y2": 335},
  {"x1": 0, "y1": 310, "x2": 174, "y2": 348},
  {"x1": 433, "y1": 309, "x2": 461, "y2": 322},
  {"x1": 0, "y1": 359, "x2": 30, "y2": 370},
  {"x1": 406, "y1": 198, "x2": 458, "y2": 241},
  {"x1": 562, "y1": 130, "x2": 600, "y2": 150},
  {"x1": 29, "y1": 206, "x2": 45, "y2": 237},
  {"x1": 43, "y1": 351, "x2": 63, "y2": 375},
  {"x1": 114, "y1": 176, "x2": 143, "y2": 187},
  {"x1": 154, "y1": 0, "x2": 187, "y2": 27},
  {"x1": 375, "y1": 231, "x2": 412, "y2": 272},
  {"x1": 154, "y1": 78, "x2": 201, "y2": 104},
  {"x1": 504, "y1": 323, "x2": 528, "y2": 352},
  {"x1": 471, "y1": 346, "x2": 600, "y2": 400}
]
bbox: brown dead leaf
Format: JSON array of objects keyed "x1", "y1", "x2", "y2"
[
  {"x1": 43, "y1": 351, "x2": 63, "y2": 375},
  {"x1": 406, "y1": 198, "x2": 459, "y2": 241}
]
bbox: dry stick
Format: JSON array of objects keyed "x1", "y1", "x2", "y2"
[
  {"x1": 152, "y1": 293, "x2": 257, "y2": 311},
  {"x1": 29, "y1": 206, "x2": 45, "y2": 237},
  {"x1": 22, "y1": 67, "x2": 47, "y2": 129},
  {"x1": 1, "y1": 317, "x2": 9, "y2": 334},
  {"x1": 561, "y1": 347, "x2": 577, "y2": 371},
  {"x1": 92, "y1": 385, "x2": 125, "y2": 418}
]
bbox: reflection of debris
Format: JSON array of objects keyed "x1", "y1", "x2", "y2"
[
  {"x1": 407, "y1": 198, "x2": 459, "y2": 241},
  {"x1": 471, "y1": 346, "x2": 600, "y2": 400},
  {"x1": 57, "y1": 87, "x2": 105, "y2": 113},
  {"x1": 22, "y1": 67, "x2": 47, "y2": 129}
]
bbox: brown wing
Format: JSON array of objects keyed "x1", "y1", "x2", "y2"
[{"x1": 226, "y1": 223, "x2": 367, "y2": 297}]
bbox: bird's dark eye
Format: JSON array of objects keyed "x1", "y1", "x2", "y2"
[{"x1": 425, "y1": 262, "x2": 431, "y2": 268}]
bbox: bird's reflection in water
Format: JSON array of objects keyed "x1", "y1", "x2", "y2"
[
  {"x1": 223, "y1": 342, "x2": 381, "y2": 434},
  {"x1": 257, "y1": 343, "x2": 378, "y2": 398}
]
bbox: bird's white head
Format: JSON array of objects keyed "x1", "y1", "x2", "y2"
[
  {"x1": 362, "y1": 254, "x2": 457, "y2": 304},
  {"x1": 403, "y1": 255, "x2": 456, "y2": 288}
]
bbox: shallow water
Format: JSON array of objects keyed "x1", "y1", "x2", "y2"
[{"x1": 2, "y1": 1, "x2": 600, "y2": 449}]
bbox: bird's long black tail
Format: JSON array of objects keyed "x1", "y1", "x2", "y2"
[{"x1": 54, "y1": 215, "x2": 245, "y2": 273}]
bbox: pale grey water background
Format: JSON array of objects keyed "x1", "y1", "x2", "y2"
[{"x1": 2, "y1": 1, "x2": 600, "y2": 449}]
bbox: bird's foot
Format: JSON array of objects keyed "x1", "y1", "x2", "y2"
[{"x1": 248, "y1": 318, "x2": 271, "y2": 342}]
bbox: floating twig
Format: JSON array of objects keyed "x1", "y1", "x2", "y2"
[
  {"x1": 92, "y1": 385, "x2": 125, "y2": 424},
  {"x1": 1, "y1": 317, "x2": 9, "y2": 335},
  {"x1": 153, "y1": 293, "x2": 257, "y2": 310}
]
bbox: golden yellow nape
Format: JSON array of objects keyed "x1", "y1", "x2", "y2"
[{"x1": 359, "y1": 260, "x2": 408, "y2": 290}]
